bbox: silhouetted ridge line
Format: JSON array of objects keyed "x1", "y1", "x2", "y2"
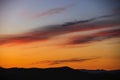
[{"x1": 0, "y1": 67, "x2": 120, "y2": 80}]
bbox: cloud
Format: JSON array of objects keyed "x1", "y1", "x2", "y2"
[
  {"x1": 31, "y1": 3, "x2": 76, "y2": 19},
  {"x1": 30, "y1": 5, "x2": 120, "y2": 20},
  {"x1": 65, "y1": 28, "x2": 120, "y2": 46},
  {"x1": 0, "y1": 18, "x2": 99, "y2": 45},
  {"x1": 28, "y1": 14, "x2": 120, "y2": 38},
  {"x1": 93, "y1": 7, "x2": 120, "y2": 19},
  {"x1": 31, "y1": 57, "x2": 100, "y2": 65},
  {"x1": 0, "y1": 13, "x2": 120, "y2": 46}
]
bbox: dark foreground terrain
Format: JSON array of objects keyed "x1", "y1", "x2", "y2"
[{"x1": 0, "y1": 66, "x2": 120, "y2": 80}]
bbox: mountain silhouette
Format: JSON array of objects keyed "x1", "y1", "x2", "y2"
[{"x1": 0, "y1": 66, "x2": 120, "y2": 80}]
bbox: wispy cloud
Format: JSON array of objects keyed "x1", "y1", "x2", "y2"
[
  {"x1": 97, "y1": 8, "x2": 120, "y2": 19},
  {"x1": 0, "y1": 12, "x2": 120, "y2": 46},
  {"x1": 31, "y1": 57, "x2": 100, "y2": 65},
  {"x1": 31, "y1": 3, "x2": 76, "y2": 19},
  {"x1": 64, "y1": 28, "x2": 120, "y2": 46}
]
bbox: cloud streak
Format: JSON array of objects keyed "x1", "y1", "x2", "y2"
[
  {"x1": 0, "y1": 12, "x2": 120, "y2": 46},
  {"x1": 97, "y1": 8, "x2": 120, "y2": 19},
  {"x1": 31, "y1": 57, "x2": 100, "y2": 65},
  {"x1": 31, "y1": 3, "x2": 76, "y2": 19},
  {"x1": 65, "y1": 28, "x2": 120, "y2": 46}
]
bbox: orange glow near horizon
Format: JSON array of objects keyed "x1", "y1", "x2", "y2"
[{"x1": 0, "y1": 38, "x2": 120, "y2": 70}]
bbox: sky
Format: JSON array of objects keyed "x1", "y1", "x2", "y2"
[{"x1": 0, "y1": 0, "x2": 120, "y2": 70}]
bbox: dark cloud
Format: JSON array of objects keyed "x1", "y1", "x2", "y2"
[
  {"x1": 25, "y1": 18, "x2": 119, "y2": 41},
  {"x1": 94, "y1": 7, "x2": 120, "y2": 19},
  {"x1": 31, "y1": 57, "x2": 100, "y2": 65},
  {"x1": 65, "y1": 28, "x2": 120, "y2": 46},
  {"x1": 0, "y1": 13, "x2": 120, "y2": 46}
]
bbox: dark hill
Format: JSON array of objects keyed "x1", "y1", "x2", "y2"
[{"x1": 0, "y1": 67, "x2": 120, "y2": 80}]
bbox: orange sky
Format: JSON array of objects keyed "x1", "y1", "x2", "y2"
[{"x1": 0, "y1": 38, "x2": 120, "y2": 70}]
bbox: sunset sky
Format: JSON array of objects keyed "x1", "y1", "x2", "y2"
[{"x1": 0, "y1": 0, "x2": 120, "y2": 70}]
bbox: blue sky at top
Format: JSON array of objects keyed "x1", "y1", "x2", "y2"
[{"x1": 0, "y1": 0, "x2": 119, "y2": 34}]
